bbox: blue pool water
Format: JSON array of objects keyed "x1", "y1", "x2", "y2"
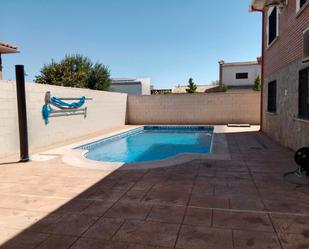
[{"x1": 79, "y1": 126, "x2": 213, "y2": 163}]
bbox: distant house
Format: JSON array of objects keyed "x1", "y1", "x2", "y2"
[
  {"x1": 219, "y1": 58, "x2": 261, "y2": 88},
  {"x1": 0, "y1": 42, "x2": 19, "y2": 80},
  {"x1": 251, "y1": 0, "x2": 309, "y2": 150},
  {"x1": 172, "y1": 84, "x2": 218, "y2": 93},
  {"x1": 110, "y1": 78, "x2": 151, "y2": 95}
]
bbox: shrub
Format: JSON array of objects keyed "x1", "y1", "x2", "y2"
[{"x1": 253, "y1": 76, "x2": 261, "y2": 91}]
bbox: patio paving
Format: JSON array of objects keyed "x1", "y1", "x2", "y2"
[{"x1": 0, "y1": 131, "x2": 308, "y2": 248}]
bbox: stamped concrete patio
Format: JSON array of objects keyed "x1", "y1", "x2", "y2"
[{"x1": 0, "y1": 131, "x2": 308, "y2": 249}]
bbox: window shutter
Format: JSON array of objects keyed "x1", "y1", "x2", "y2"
[
  {"x1": 268, "y1": 81, "x2": 277, "y2": 113},
  {"x1": 299, "y1": 69, "x2": 309, "y2": 118}
]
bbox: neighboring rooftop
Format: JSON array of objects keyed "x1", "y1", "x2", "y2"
[
  {"x1": 112, "y1": 78, "x2": 138, "y2": 83},
  {"x1": 111, "y1": 78, "x2": 150, "y2": 84},
  {"x1": 219, "y1": 58, "x2": 261, "y2": 67},
  {"x1": 0, "y1": 42, "x2": 19, "y2": 54}
]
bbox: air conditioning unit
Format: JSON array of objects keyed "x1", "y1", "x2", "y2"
[{"x1": 303, "y1": 27, "x2": 309, "y2": 63}]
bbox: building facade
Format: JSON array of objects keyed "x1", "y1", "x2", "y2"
[
  {"x1": 251, "y1": 0, "x2": 309, "y2": 150},
  {"x1": 110, "y1": 78, "x2": 151, "y2": 95},
  {"x1": 219, "y1": 59, "x2": 261, "y2": 88}
]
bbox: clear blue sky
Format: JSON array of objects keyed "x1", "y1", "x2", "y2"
[{"x1": 1, "y1": 0, "x2": 261, "y2": 88}]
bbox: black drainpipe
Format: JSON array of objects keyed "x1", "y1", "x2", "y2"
[{"x1": 15, "y1": 65, "x2": 29, "y2": 162}]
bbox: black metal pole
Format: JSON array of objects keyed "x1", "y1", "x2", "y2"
[
  {"x1": 0, "y1": 54, "x2": 3, "y2": 80},
  {"x1": 15, "y1": 65, "x2": 29, "y2": 162}
]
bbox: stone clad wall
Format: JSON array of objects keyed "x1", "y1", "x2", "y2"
[
  {"x1": 127, "y1": 91, "x2": 261, "y2": 125},
  {"x1": 263, "y1": 60, "x2": 309, "y2": 151},
  {"x1": 0, "y1": 81, "x2": 127, "y2": 158}
]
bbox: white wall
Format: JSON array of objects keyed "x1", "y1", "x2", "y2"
[
  {"x1": 0, "y1": 81, "x2": 127, "y2": 158},
  {"x1": 139, "y1": 78, "x2": 151, "y2": 95},
  {"x1": 222, "y1": 64, "x2": 261, "y2": 86},
  {"x1": 110, "y1": 78, "x2": 151, "y2": 95}
]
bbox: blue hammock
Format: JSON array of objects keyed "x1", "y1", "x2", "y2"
[
  {"x1": 50, "y1": 96, "x2": 86, "y2": 109},
  {"x1": 42, "y1": 96, "x2": 86, "y2": 124}
]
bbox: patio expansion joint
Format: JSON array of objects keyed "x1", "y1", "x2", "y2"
[
  {"x1": 244, "y1": 159, "x2": 268, "y2": 211},
  {"x1": 172, "y1": 164, "x2": 201, "y2": 249},
  {"x1": 109, "y1": 219, "x2": 127, "y2": 240},
  {"x1": 180, "y1": 205, "x2": 309, "y2": 217},
  {"x1": 267, "y1": 213, "x2": 285, "y2": 249},
  {"x1": 67, "y1": 169, "x2": 151, "y2": 248},
  {"x1": 139, "y1": 170, "x2": 172, "y2": 203},
  {"x1": 210, "y1": 209, "x2": 214, "y2": 227},
  {"x1": 231, "y1": 229, "x2": 236, "y2": 249},
  {"x1": 144, "y1": 203, "x2": 155, "y2": 221}
]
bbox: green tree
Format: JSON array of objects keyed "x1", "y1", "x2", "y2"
[
  {"x1": 86, "y1": 63, "x2": 111, "y2": 90},
  {"x1": 253, "y1": 76, "x2": 261, "y2": 91},
  {"x1": 186, "y1": 78, "x2": 197, "y2": 93},
  {"x1": 35, "y1": 54, "x2": 111, "y2": 90}
]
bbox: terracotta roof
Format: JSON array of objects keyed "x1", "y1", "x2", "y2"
[
  {"x1": 0, "y1": 42, "x2": 18, "y2": 50},
  {"x1": 0, "y1": 42, "x2": 19, "y2": 54}
]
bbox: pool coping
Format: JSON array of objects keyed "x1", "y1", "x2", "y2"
[{"x1": 61, "y1": 125, "x2": 231, "y2": 171}]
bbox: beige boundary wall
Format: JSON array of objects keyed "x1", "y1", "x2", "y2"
[
  {"x1": 0, "y1": 81, "x2": 127, "y2": 159},
  {"x1": 127, "y1": 91, "x2": 261, "y2": 125}
]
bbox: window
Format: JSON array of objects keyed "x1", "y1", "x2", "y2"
[
  {"x1": 297, "y1": 0, "x2": 308, "y2": 12},
  {"x1": 299, "y1": 69, "x2": 309, "y2": 119},
  {"x1": 267, "y1": 7, "x2": 278, "y2": 46},
  {"x1": 235, "y1": 73, "x2": 248, "y2": 79},
  {"x1": 268, "y1": 81, "x2": 277, "y2": 113},
  {"x1": 301, "y1": 0, "x2": 308, "y2": 7},
  {"x1": 303, "y1": 27, "x2": 309, "y2": 63}
]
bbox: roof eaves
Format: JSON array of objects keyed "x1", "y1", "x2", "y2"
[
  {"x1": 250, "y1": 0, "x2": 266, "y2": 11},
  {"x1": 0, "y1": 42, "x2": 19, "y2": 54}
]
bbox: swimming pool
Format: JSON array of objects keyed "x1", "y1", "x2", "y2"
[{"x1": 78, "y1": 126, "x2": 214, "y2": 163}]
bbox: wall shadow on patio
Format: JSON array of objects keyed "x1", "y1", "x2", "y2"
[
  {"x1": 0, "y1": 154, "x2": 176, "y2": 248},
  {"x1": 0, "y1": 131, "x2": 301, "y2": 248}
]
